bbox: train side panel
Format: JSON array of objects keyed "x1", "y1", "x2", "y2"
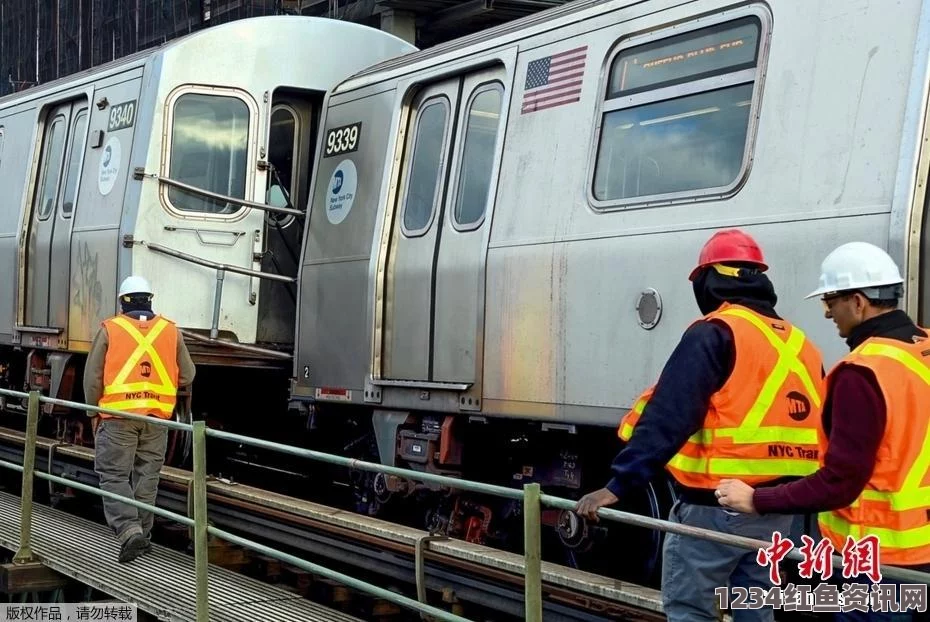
[
  {"x1": 1, "y1": 62, "x2": 146, "y2": 353},
  {"x1": 481, "y1": 0, "x2": 925, "y2": 422},
  {"x1": 298, "y1": 85, "x2": 402, "y2": 393},
  {"x1": 297, "y1": 0, "x2": 927, "y2": 419},
  {"x1": 68, "y1": 71, "x2": 147, "y2": 350}
]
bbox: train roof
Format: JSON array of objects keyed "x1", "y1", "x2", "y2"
[
  {"x1": 0, "y1": 15, "x2": 409, "y2": 109},
  {"x1": 333, "y1": 0, "x2": 610, "y2": 92}
]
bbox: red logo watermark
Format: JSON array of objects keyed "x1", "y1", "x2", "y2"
[{"x1": 757, "y1": 532, "x2": 882, "y2": 584}]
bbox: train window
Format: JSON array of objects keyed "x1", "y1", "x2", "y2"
[
  {"x1": 402, "y1": 99, "x2": 449, "y2": 235},
  {"x1": 453, "y1": 84, "x2": 503, "y2": 229},
  {"x1": 168, "y1": 93, "x2": 250, "y2": 215},
  {"x1": 61, "y1": 109, "x2": 88, "y2": 218},
  {"x1": 36, "y1": 116, "x2": 66, "y2": 220},
  {"x1": 592, "y1": 14, "x2": 765, "y2": 206}
]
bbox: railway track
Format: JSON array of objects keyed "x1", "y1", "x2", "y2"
[{"x1": 0, "y1": 425, "x2": 666, "y2": 622}]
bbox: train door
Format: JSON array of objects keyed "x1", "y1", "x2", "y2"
[
  {"x1": 381, "y1": 67, "x2": 505, "y2": 383},
  {"x1": 432, "y1": 73, "x2": 505, "y2": 384},
  {"x1": 22, "y1": 98, "x2": 88, "y2": 338}
]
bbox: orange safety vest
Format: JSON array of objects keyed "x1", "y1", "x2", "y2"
[
  {"x1": 618, "y1": 302, "x2": 825, "y2": 489},
  {"x1": 817, "y1": 334, "x2": 930, "y2": 566},
  {"x1": 98, "y1": 314, "x2": 180, "y2": 419}
]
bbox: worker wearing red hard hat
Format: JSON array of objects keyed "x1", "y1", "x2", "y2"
[{"x1": 576, "y1": 229, "x2": 825, "y2": 622}]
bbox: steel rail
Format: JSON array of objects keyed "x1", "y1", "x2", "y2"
[{"x1": 0, "y1": 431, "x2": 648, "y2": 622}]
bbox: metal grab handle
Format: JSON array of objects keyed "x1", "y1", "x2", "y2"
[{"x1": 134, "y1": 168, "x2": 304, "y2": 218}]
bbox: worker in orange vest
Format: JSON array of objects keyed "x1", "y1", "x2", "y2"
[
  {"x1": 84, "y1": 275, "x2": 196, "y2": 563},
  {"x1": 576, "y1": 229, "x2": 825, "y2": 622},
  {"x1": 716, "y1": 242, "x2": 930, "y2": 620}
]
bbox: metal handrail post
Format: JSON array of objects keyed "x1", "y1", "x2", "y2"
[
  {"x1": 211, "y1": 269, "x2": 225, "y2": 340},
  {"x1": 192, "y1": 420, "x2": 210, "y2": 622},
  {"x1": 523, "y1": 483, "x2": 542, "y2": 622},
  {"x1": 13, "y1": 391, "x2": 40, "y2": 563}
]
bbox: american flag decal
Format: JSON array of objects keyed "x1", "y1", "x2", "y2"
[{"x1": 521, "y1": 45, "x2": 588, "y2": 114}]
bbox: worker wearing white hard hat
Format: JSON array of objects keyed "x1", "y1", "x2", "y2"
[
  {"x1": 716, "y1": 242, "x2": 930, "y2": 620},
  {"x1": 117, "y1": 275, "x2": 153, "y2": 299},
  {"x1": 83, "y1": 275, "x2": 195, "y2": 563}
]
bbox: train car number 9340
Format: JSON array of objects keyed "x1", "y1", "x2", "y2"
[
  {"x1": 324, "y1": 122, "x2": 361, "y2": 157},
  {"x1": 108, "y1": 100, "x2": 137, "y2": 132}
]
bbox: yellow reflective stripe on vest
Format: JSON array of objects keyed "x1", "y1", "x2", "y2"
[
  {"x1": 851, "y1": 343, "x2": 930, "y2": 512},
  {"x1": 106, "y1": 317, "x2": 175, "y2": 395},
  {"x1": 102, "y1": 398, "x2": 174, "y2": 415},
  {"x1": 713, "y1": 308, "x2": 821, "y2": 445},
  {"x1": 820, "y1": 511, "x2": 930, "y2": 550},
  {"x1": 667, "y1": 454, "x2": 819, "y2": 477},
  {"x1": 619, "y1": 398, "x2": 647, "y2": 440},
  {"x1": 103, "y1": 382, "x2": 176, "y2": 396}
]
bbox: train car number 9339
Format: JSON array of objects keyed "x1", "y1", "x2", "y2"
[{"x1": 324, "y1": 122, "x2": 361, "y2": 157}]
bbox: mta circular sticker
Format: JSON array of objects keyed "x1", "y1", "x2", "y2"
[
  {"x1": 98, "y1": 136, "x2": 121, "y2": 196},
  {"x1": 326, "y1": 159, "x2": 357, "y2": 225}
]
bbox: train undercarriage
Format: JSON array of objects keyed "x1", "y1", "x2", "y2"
[{"x1": 0, "y1": 344, "x2": 677, "y2": 587}]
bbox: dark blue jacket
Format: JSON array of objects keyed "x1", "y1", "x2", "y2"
[{"x1": 604, "y1": 269, "x2": 797, "y2": 505}]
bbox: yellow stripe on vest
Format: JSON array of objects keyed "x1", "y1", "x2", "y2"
[{"x1": 713, "y1": 308, "x2": 822, "y2": 445}]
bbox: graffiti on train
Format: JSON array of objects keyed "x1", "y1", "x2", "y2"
[{"x1": 71, "y1": 242, "x2": 103, "y2": 342}]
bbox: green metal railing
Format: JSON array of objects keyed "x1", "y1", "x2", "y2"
[{"x1": 0, "y1": 387, "x2": 928, "y2": 622}]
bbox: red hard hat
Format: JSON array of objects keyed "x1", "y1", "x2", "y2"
[{"x1": 688, "y1": 229, "x2": 768, "y2": 281}]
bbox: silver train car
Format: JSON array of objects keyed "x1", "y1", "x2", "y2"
[
  {"x1": 0, "y1": 17, "x2": 414, "y2": 454},
  {"x1": 292, "y1": 0, "x2": 930, "y2": 580}
]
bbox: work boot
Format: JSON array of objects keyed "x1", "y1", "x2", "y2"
[{"x1": 118, "y1": 534, "x2": 148, "y2": 563}]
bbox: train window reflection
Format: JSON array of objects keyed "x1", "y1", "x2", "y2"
[
  {"x1": 594, "y1": 85, "x2": 752, "y2": 200},
  {"x1": 168, "y1": 93, "x2": 249, "y2": 215},
  {"x1": 454, "y1": 85, "x2": 502, "y2": 228},
  {"x1": 36, "y1": 116, "x2": 66, "y2": 220},
  {"x1": 402, "y1": 99, "x2": 448, "y2": 234},
  {"x1": 593, "y1": 13, "x2": 764, "y2": 205},
  {"x1": 62, "y1": 110, "x2": 88, "y2": 218}
]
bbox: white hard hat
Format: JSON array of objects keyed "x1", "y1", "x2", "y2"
[
  {"x1": 805, "y1": 242, "x2": 904, "y2": 299},
  {"x1": 118, "y1": 275, "x2": 153, "y2": 298}
]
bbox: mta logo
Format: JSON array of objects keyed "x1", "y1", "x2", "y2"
[
  {"x1": 140, "y1": 361, "x2": 151, "y2": 378},
  {"x1": 331, "y1": 170, "x2": 344, "y2": 194},
  {"x1": 786, "y1": 391, "x2": 811, "y2": 421}
]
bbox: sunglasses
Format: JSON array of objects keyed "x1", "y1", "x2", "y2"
[{"x1": 820, "y1": 292, "x2": 855, "y2": 312}]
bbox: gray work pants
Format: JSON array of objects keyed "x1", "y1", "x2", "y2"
[
  {"x1": 662, "y1": 500, "x2": 795, "y2": 622},
  {"x1": 93, "y1": 417, "x2": 168, "y2": 544}
]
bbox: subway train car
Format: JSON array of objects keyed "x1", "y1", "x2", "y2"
[
  {"x1": 0, "y1": 17, "x2": 415, "y2": 462},
  {"x1": 291, "y1": 0, "x2": 930, "y2": 582}
]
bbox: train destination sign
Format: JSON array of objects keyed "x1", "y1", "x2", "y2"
[{"x1": 609, "y1": 17, "x2": 760, "y2": 98}]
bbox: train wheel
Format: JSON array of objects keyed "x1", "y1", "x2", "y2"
[{"x1": 558, "y1": 474, "x2": 677, "y2": 587}]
